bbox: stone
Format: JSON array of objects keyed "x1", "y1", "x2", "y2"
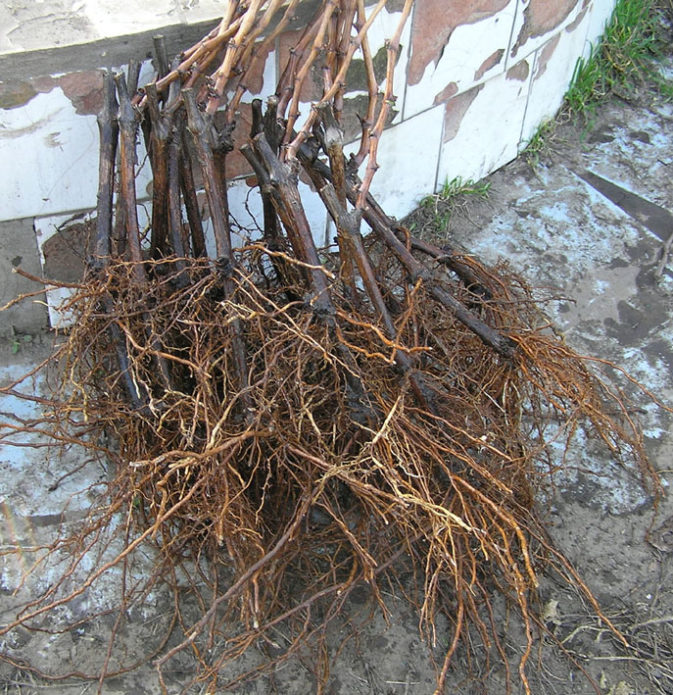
[{"x1": 0, "y1": 218, "x2": 48, "y2": 337}]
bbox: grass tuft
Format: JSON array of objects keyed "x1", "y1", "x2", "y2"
[
  {"x1": 521, "y1": 0, "x2": 672, "y2": 168},
  {"x1": 415, "y1": 177, "x2": 491, "y2": 234},
  {"x1": 435, "y1": 176, "x2": 492, "y2": 201},
  {"x1": 565, "y1": 0, "x2": 673, "y2": 117},
  {"x1": 523, "y1": 119, "x2": 557, "y2": 168}
]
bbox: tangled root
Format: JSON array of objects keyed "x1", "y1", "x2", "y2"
[
  {"x1": 1, "y1": 244, "x2": 658, "y2": 693},
  {"x1": 0, "y1": 1, "x2": 662, "y2": 690}
]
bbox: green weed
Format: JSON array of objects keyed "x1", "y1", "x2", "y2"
[
  {"x1": 565, "y1": 0, "x2": 672, "y2": 117},
  {"x1": 9, "y1": 331, "x2": 32, "y2": 355},
  {"x1": 523, "y1": 0, "x2": 672, "y2": 167},
  {"x1": 421, "y1": 177, "x2": 490, "y2": 209},
  {"x1": 523, "y1": 119, "x2": 557, "y2": 168},
  {"x1": 418, "y1": 177, "x2": 490, "y2": 233},
  {"x1": 437, "y1": 177, "x2": 491, "y2": 200}
]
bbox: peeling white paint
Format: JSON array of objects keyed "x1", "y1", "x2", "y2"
[
  {"x1": 404, "y1": 0, "x2": 518, "y2": 120},
  {"x1": 0, "y1": 89, "x2": 98, "y2": 222},
  {"x1": 437, "y1": 66, "x2": 531, "y2": 187},
  {"x1": 347, "y1": 104, "x2": 445, "y2": 221},
  {"x1": 509, "y1": 0, "x2": 587, "y2": 63},
  {"x1": 521, "y1": 12, "x2": 591, "y2": 147}
]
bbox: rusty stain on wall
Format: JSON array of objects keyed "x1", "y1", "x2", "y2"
[
  {"x1": 0, "y1": 72, "x2": 103, "y2": 115},
  {"x1": 566, "y1": 2, "x2": 590, "y2": 33},
  {"x1": 0, "y1": 80, "x2": 38, "y2": 109},
  {"x1": 433, "y1": 81, "x2": 459, "y2": 106},
  {"x1": 58, "y1": 71, "x2": 104, "y2": 115}
]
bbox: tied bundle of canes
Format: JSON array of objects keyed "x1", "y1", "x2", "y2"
[{"x1": 0, "y1": 2, "x2": 660, "y2": 693}]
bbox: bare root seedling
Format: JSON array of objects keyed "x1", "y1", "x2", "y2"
[{"x1": 0, "y1": 2, "x2": 664, "y2": 693}]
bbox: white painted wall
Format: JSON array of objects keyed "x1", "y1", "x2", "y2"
[{"x1": 0, "y1": 0, "x2": 618, "y2": 330}]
